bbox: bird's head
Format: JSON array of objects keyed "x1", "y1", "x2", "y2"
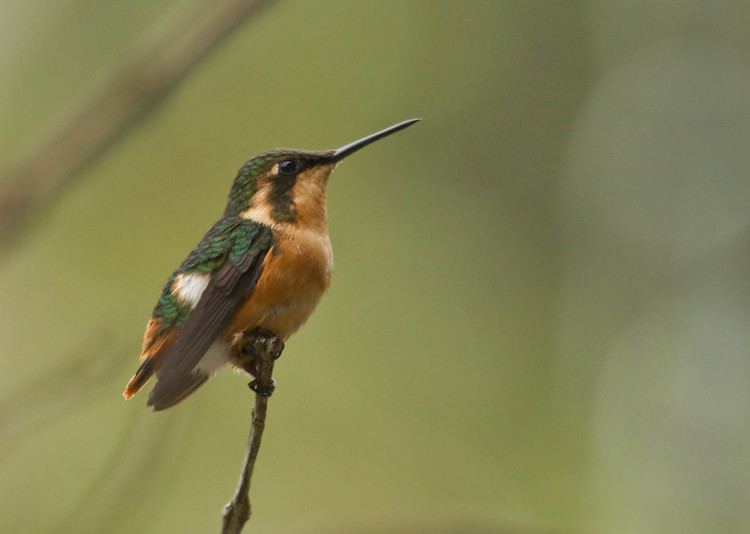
[{"x1": 224, "y1": 119, "x2": 420, "y2": 230}]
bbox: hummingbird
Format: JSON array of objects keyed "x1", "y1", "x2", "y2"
[{"x1": 123, "y1": 119, "x2": 420, "y2": 410}]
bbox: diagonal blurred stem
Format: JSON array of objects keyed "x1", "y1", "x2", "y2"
[
  {"x1": 0, "y1": 332, "x2": 126, "y2": 461},
  {"x1": 0, "y1": 0, "x2": 275, "y2": 252}
]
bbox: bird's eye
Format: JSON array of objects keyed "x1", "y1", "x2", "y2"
[{"x1": 278, "y1": 159, "x2": 299, "y2": 175}]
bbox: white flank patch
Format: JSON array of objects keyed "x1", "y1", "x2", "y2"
[
  {"x1": 194, "y1": 341, "x2": 230, "y2": 376},
  {"x1": 173, "y1": 273, "x2": 209, "y2": 308}
]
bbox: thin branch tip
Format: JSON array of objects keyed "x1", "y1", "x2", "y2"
[{"x1": 220, "y1": 328, "x2": 282, "y2": 534}]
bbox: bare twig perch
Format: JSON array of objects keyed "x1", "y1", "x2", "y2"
[
  {"x1": 221, "y1": 329, "x2": 284, "y2": 534},
  {"x1": 0, "y1": 0, "x2": 273, "y2": 251}
]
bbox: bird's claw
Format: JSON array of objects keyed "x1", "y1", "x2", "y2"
[
  {"x1": 241, "y1": 328, "x2": 284, "y2": 360},
  {"x1": 249, "y1": 378, "x2": 276, "y2": 397}
]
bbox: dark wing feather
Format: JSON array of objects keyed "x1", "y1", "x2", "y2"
[{"x1": 148, "y1": 223, "x2": 273, "y2": 411}]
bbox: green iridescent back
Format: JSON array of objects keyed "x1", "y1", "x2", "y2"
[{"x1": 153, "y1": 217, "x2": 272, "y2": 331}]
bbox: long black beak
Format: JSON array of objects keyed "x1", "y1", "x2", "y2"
[{"x1": 329, "y1": 118, "x2": 421, "y2": 163}]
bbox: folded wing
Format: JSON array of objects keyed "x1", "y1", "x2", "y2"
[{"x1": 124, "y1": 218, "x2": 273, "y2": 410}]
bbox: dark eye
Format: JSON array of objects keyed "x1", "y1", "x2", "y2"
[{"x1": 278, "y1": 159, "x2": 299, "y2": 175}]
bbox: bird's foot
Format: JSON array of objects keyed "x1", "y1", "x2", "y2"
[
  {"x1": 240, "y1": 328, "x2": 283, "y2": 395},
  {"x1": 249, "y1": 378, "x2": 276, "y2": 397},
  {"x1": 241, "y1": 327, "x2": 285, "y2": 361}
]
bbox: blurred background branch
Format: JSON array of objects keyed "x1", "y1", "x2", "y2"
[{"x1": 0, "y1": 0, "x2": 273, "y2": 253}]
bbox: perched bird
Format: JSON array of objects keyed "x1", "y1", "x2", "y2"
[{"x1": 123, "y1": 119, "x2": 420, "y2": 410}]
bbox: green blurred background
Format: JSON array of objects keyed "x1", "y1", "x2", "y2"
[{"x1": 2, "y1": 1, "x2": 750, "y2": 532}]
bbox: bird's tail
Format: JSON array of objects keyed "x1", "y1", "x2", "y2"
[
  {"x1": 147, "y1": 371, "x2": 208, "y2": 411},
  {"x1": 122, "y1": 359, "x2": 154, "y2": 399}
]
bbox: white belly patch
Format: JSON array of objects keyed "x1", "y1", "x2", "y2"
[{"x1": 194, "y1": 341, "x2": 230, "y2": 376}]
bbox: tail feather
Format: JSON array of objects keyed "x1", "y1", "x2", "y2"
[
  {"x1": 123, "y1": 360, "x2": 155, "y2": 399},
  {"x1": 147, "y1": 371, "x2": 208, "y2": 411}
]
